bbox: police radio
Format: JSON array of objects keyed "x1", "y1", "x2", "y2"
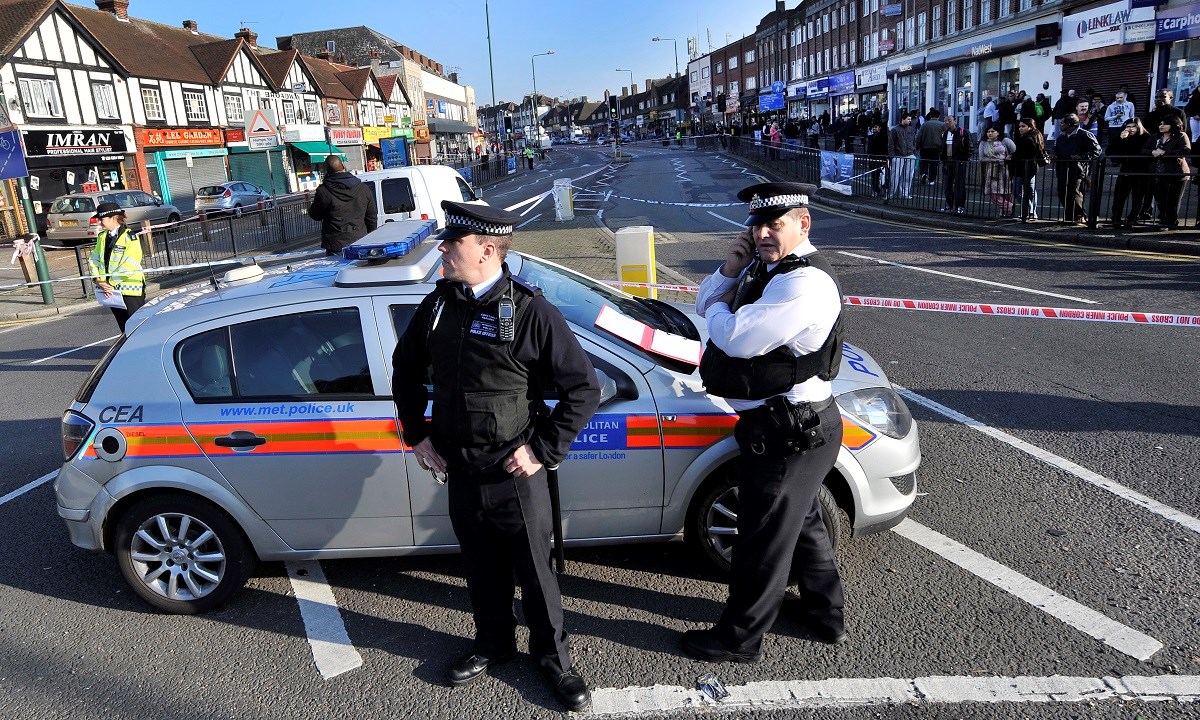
[{"x1": 498, "y1": 296, "x2": 515, "y2": 342}]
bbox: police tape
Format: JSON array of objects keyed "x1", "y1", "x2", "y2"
[
  {"x1": 568, "y1": 184, "x2": 743, "y2": 208},
  {"x1": 0, "y1": 248, "x2": 326, "y2": 291},
  {"x1": 602, "y1": 281, "x2": 1200, "y2": 328}
]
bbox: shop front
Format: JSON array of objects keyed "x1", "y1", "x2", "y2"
[
  {"x1": 363, "y1": 126, "x2": 395, "y2": 169},
  {"x1": 225, "y1": 128, "x2": 289, "y2": 197},
  {"x1": 329, "y1": 127, "x2": 365, "y2": 173},
  {"x1": 888, "y1": 55, "x2": 927, "y2": 122},
  {"x1": 738, "y1": 94, "x2": 760, "y2": 133},
  {"x1": 1155, "y1": 2, "x2": 1200, "y2": 110},
  {"x1": 804, "y1": 77, "x2": 831, "y2": 119},
  {"x1": 138, "y1": 127, "x2": 227, "y2": 213},
  {"x1": 1057, "y1": 1, "x2": 1155, "y2": 122},
  {"x1": 21, "y1": 125, "x2": 135, "y2": 234},
  {"x1": 281, "y1": 125, "x2": 348, "y2": 191},
  {"x1": 855, "y1": 62, "x2": 888, "y2": 114},
  {"x1": 828, "y1": 71, "x2": 858, "y2": 116},
  {"x1": 787, "y1": 81, "x2": 807, "y2": 118}
]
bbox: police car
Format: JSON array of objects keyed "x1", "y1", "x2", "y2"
[{"x1": 55, "y1": 219, "x2": 921, "y2": 614}]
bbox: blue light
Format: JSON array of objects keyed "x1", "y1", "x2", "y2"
[{"x1": 342, "y1": 220, "x2": 436, "y2": 261}]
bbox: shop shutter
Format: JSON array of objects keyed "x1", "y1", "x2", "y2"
[
  {"x1": 228, "y1": 150, "x2": 288, "y2": 196},
  {"x1": 1062, "y1": 50, "x2": 1153, "y2": 114},
  {"x1": 342, "y1": 147, "x2": 365, "y2": 174},
  {"x1": 162, "y1": 156, "x2": 229, "y2": 213}
]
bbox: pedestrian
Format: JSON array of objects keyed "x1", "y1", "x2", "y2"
[
  {"x1": 1145, "y1": 89, "x2": 1186, "y2": 134},
  {"x1": 1145, "y1": 114, "x2": 1192, "y2": 228},
  {"x1": 1090, "y1": 94, "x2": 1107, "y2": 140},
  {"x1": 981, "y1": 95, "x2": 998, "y2": 135},
  {"x1": 1052, "y1": 114, "x2": 1102, "y2": 224},
  {"x1": 524, "y1": 145, "x2": 535, "y2": 169},
  {"x1": 87, "y1": 202, "x2": 145, "y2": 332},
  {"x1": 1051, "y1": 89, "x2": 1077, "y2": 141},
  {"x1": 940, "y1": 115, "x2": 972, "y2": 214},
  {"x1": 1104, "y1": 92, "x2": 1137, "y2": 146},
  {"x1": 1076, "y1": 99, "x2": 1099, "y2": 136},
  {"x1": 686, "y1": 181, "x2": 847, "y2": 664},
  {"x1": 916, "y1": 109, "x2": 946, "y2": 184},
  {"x1": 307, "y1": 156, "x2": 378, "y2": 256},
  {"x1": 1010, "y1": 118, "x2": 1045, "y2": 220},
  {"x1": 1185, "y1": 87, "x2": 1200, "y2": 143},
  {"x1": 979, "y1": 126, "x2": 1016, "y2": 215},
  {"x1": 887, "y1": 113, "x2": 918, "y2": 201},
  {"x1": 1108, "y1": 119, "x2": 1151, "y2": 228},
  {"x1": 391, "y1": 201, "x2": 601, "y2": 712},
  {"x1": 998, "y1": 91, "x2": 1018, "y2": 138},
  {"x1": 1034, "y1": 92, "x2": 1052, "y2": 135},
  {"x1": 866, "y1": 119, "x2": 889, "y2": 197},
  {"x1": 807, "y1": 118, "x2": 821, "y2": 148}
]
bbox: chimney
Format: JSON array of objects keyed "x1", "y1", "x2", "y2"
[
  {"x1": 235, "y1": 27, "x2": 258, "y2": 46},
  {"x1": 183, "y1": 19, "x2": 198, "y2": 33},
  {"x1": 316, "y1": 49, "x2": 333, "y2": 61},
  {"x1": 632, "y1": 83, "x2": 638, "y2": 95},
  {"x1": 276, "y1": 35, "x2": 292, "y2": 50},
  {"x1": 449, "y1": 72, "x2": 458, "y2": 84},
  {"x1": 621, "y1": 87, "x2": 628, "y2": 98},
  {"x1": 96, "y1": 0, "x2": 130, "y2": 20},
  {"x1": 776, "y1": 0, "x2": 784, "y2": 12},
  {"x1": 646, "y1": 78, "x2": 652, "y2": 91}
]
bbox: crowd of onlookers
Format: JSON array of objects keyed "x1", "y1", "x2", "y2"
[{"x1": 753, "y1": 84, "x2": 1200, "y2": 230}]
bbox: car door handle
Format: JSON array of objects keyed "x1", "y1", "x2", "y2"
[{"x1": 214, "y1": 431, "x2": 268, "y2": 449}]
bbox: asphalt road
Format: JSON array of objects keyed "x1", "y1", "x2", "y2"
[{"x1": 1, "y1": 143, "x2": 1198, "y2": 719}]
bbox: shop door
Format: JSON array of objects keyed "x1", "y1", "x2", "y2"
[
  {"x1": 956, "y1": 86, "x2": 975, "y2": 134},
  {"x1": 342, "y1": 147, "x2": 365, "y2": 174},
  {"x1": 228, "y1": 150, "x2": 288, "y2": 196},
  {"x1": 162, "y1": 156, "x2": 228, "y2": 213},
  {"x1": 1062, "y1": 51, "x2": 1153, "y2": 115}
]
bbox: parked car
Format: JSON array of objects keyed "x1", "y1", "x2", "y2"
[
  {"x1": 195, "y1": 182, "x2": 273, "y2": 217},
  {"x1": 45, "y1": 190, "x2": 180, "y2": 246},
  {"x1": 55, "y1": 220, "x2": 920, "y2": 613},
  {"x1": 356, "y1": 165, "x2": 482, "y2": 228}
]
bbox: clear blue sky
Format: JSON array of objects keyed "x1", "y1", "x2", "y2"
[{"x1": 131, "y1": 0, "x2": 769, "y2": 106}]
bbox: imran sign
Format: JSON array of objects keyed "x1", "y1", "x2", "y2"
[{"x1": 22, "y1": 128, "x2": 128, "y2": 158}]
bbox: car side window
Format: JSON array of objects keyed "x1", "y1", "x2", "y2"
[
  {"x1": 116, "y1": 192, "x2": 138, "y2": 209},
  {"x1": 175, "y1": 308, "x2": 372, "y2": 401},
  {"x1": 456, "y1": 177, "x2": 476, "y2": 201},
  {"x1": 389, "y1": 305, "x2": 417, "y2": 337},
  {"x1": 136, "y1": 192, "x2": 157, "y2": 206},
  {"x1": 380, "y1": 178, "x2": 416, "y2": 214}
]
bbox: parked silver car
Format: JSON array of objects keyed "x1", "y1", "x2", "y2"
[
  {"x1": 45, "y1": 190, "x2": 180, "y2": 245},
  {"x1": 195, "y1": 182, "x2": 274, "y2": 217},
  {"x1": 55, "y1": 220, "x2": 920, "y2": 614}
]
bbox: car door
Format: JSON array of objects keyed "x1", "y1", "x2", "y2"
[
  {"x1": 115, "y1": 191, "x2": 144, "y2": 224},
  {"x1": 134, "y1": 191, "x2": 165, "y2": 222},
  {"x1": 171, "y1": 298, "x2": 414, "y2": 551}
]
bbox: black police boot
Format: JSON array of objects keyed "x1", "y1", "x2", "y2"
[
  {"x1": 681, "y1": 629, "x2": 762, "y2": 663},
  {"x1": 446, "y1": 651, "x2": 516, "y2": 686},
  {"x1": 782, "y1": 593, "x2": 848, "y2": 645},
  {"x1": 544, "y1": 667, "x2": 591, "y2": 712}
]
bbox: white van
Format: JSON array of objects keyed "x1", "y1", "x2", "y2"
[{"x1": 355, "y1": 165, "x2": 484, "y2": 228}]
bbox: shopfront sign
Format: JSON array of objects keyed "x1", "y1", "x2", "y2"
[
  {"x1": 828, "y1": 71, "x2": 856, "y2": 96},
  {"x1": 1125, "y1": 19, "x2": 1156, "y2": 41},
  {"x1": 225, "y1": 128, "x2": 246, "y2": 143},
  {"x1": 759, "y1": 92, "x2": 786, "y2": 111},
  {"x1": 880, "y1": 38, "x2": 896, "y2": 52},
  {"x1": 1156, "y1": 2, "x2": 1200, "y2": 41},
  {"x1": 856, "y1": 62, "x2": 888, "y2": 89},
  {"x1": 139, "y1": 127, "x2": 223, "y2": 147},
  {"x1": 805, "y1": 77, "x2": 831, "y2": 100},
  {"x1": 926, "y1": 26, "x2": 1049, "y2": 66},
  {"x1": 281, "y1": 124, "x2": 326, "y2": 143},
  {"x1": 363, "y1": 126, "x2": 396, "y2": 144},
  {"x1": 1062, "y1": 0, "x2": 1154, "y2": 53},
  {"x1": 22, "y1": 127, "x2": 129, "y2": 158},
  {"x1": 883, "y1": 3, "x2": 903, "y2": 16},
  {"x1": 157, "y1": 147, "x2": 227, "y2": 160},
  {"x1": 328, "y1": 127, "x2": 364, "y2": 146}
]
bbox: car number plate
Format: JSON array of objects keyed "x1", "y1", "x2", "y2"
[{"x1": 59, "y1": 219, "x2": 79, "y2": 226}]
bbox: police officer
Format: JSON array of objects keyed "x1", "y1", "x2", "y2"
[
  {"x1": 87, "y1": 201, "x2": 146, "y2": 332},
  {"x1": 392, "y1": 200, "x2": 600, "y2": 711},
  {"x1": 684, "y1": 182, "x2": 846, "y2": 663}
]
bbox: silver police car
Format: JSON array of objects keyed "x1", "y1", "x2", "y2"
[{"x1": 56, "y1": 220, "x2": 920, "y2": 614}]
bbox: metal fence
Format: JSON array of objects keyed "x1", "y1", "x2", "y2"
[{"x1": 718, "y1": 135, "x2": 1200, "y2": 231}]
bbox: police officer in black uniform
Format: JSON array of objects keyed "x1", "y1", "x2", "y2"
[
  {"x1": 392, "y1": 200, "x2": 601, "y2": 711},
  {"x1": 684, "y1": 182, "x2": 847, "y2": 662}
]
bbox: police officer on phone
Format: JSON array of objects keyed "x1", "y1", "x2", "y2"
[
  {"x1": 392, "y1": 200, "x2": 600, "y2": 711},
  {"x1": 684, "y1": 182, "x2": 847, "y2": 663}
]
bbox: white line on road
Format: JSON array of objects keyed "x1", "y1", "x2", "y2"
[
  {"x1": 516, "y1": 213, "x2": 542, "y2": 229},
  {"x1": 589, "y1": 674, "x2": 1200, "y2": 716},
  {"x1": 896, "y1": 387, "x2": 1200, "y2": 536},
  {"x1": 892, "y1": 519, "x2": 1162, "y2": 661},
  {"x1": 0, "y1": 470, "x2": 57, "y2": 507},
  {"x1": 837, "y1": 251, "x2": 1099, "y2": 304},
  {"x1": 706, "y1": 210, "x2": 746, "y2": 229},
  {"x1": 30, "y1": 334, "x2": 120, "y2": 365},
  {"x1": 285, "y1": 560, "x2": 362, "y2": 680}
]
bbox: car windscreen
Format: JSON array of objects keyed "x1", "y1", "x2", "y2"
[
  {"x1": 49, "y1": 197, "x2": 95, "y2": 214},
  {"x1": 197, "y1": 186, "x2": 226, "y2": 196}
]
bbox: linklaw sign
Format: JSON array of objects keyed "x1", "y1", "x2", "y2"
[{"x1": 1061, "y1": 0, "x2": 1153, "y2": 53}]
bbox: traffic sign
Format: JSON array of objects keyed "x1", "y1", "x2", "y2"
[
  {"x1": 245, "y1": 109, "x2": 278, "y2": 138},
  {"x1": 248, "y1": 136, "x2": 279, "y2": 149}
]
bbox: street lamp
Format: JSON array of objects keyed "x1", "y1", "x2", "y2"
[
  {"x1": 615, "y1": 68, "x2": 634, "y2": 137},
  {"x1": 651, "y1": 36, "x2": 679, "y2": 77},
  {"x1": 531, "y1": 50, "x2": 554, "y2": 148}
]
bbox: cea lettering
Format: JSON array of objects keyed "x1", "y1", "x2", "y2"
[{"x1": 99, "y1": 404, "x2": 143, "y2": 423}]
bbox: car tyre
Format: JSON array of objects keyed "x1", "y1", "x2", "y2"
[
  {"x1": 114, "y1": 493, "x2": 255, "y2": 614},
  {"x1": 686, "y1": 469, "x2": 845, "y2": 574},
  {"x1": 167, "y1": 213, "x2": 180, "y2": 233},
  {"x1": 233, "y1": 204, "x2": 243, "y2": 218}
]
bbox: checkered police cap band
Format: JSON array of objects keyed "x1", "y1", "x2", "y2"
[
  {"x1": 749, "y1": 193, "x2": 808, "y2": 212},
  {"x1": 445, "y1": 213, "x2": 512, "y2": 236}
]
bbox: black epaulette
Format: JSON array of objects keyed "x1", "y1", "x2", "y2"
[{"x1": 510, "y1": 276, "x2": 543, "y2": 297}]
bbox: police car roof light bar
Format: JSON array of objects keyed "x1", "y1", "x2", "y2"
[{"x1": 342, "y1": 219, "x2": 437, "y2": 261}]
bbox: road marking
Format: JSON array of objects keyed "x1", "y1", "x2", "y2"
[
  {"x1": 589, "y1": 674, "x2": 1200, "y2": 715},
  {"x1": 0, "y1": 470, "x2": 57, "y2": 507},
  {"x1": 706, "y1": 210, "x2": 746, "y2": 229},
  {"x1": 516, "y1": 213, "x2": 542, "y2": 229},
  {"x1": 892, "y1": 519, "x2": 1162, "y2": 661},
  {"x1": 29, "y1": 334, "x2": 120, "y2": 365},
  {"x1": 896, "y1": 387, "x2": 1200, "y2": 536},
  {"x1": 285, "y1": 560, "x2": 362, "y2": 680},
  {"x1": 838, "y1": 251, "x2": 1099, "y2": 304}
]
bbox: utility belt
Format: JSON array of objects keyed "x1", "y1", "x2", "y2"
[{"x1": 734, "y1": 396, "x2": 833, "y2": 456}]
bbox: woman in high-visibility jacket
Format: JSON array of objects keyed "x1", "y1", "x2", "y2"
[{"x1": 88, "y1": 201, "x2": 145, "y2": 331}]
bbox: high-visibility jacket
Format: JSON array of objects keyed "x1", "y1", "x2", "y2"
[{"x1": 88, "y1": 225, "x2": 145, "y2": 296}]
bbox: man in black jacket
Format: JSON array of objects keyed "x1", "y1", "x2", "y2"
[
  {"x1": 1052, "y1": 114, "x2": 1102, "y2": 223},
  {"x1": 307, "y1": 156, "x2": 378, "y2": 255},
  {"x1": 940, "y1": 116, "x2": 973, "y2": 214}
]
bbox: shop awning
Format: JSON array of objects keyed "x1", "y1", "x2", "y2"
[{"x1": 290, "y1": 142, "x2": 349, "y2": 161}]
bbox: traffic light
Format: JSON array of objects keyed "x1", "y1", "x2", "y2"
[
  {"x1": 717, "y1": 94, "x2": 727, "y2": 113},
  {"x1": 609, "y1": 95, "x2": 618, "y2": 116},
  {"x1": 504, "y1": 115, "x2": 513, "y2": 133}
]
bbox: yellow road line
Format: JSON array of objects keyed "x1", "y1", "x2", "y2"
[{"x1": 811, "y1": 203, "x2": 1199, "y2": 263}]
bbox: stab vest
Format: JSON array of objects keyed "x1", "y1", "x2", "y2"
[{"x1": 699, "y1": 251, "x2": 843, "y2": 400}]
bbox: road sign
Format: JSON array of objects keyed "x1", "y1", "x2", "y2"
[
  {"x1": 248, "y1": 136, "x2": 279, "y2": 149},
  {"x1": 245, "y1": 108, "x2": 280, "y2": 149}
]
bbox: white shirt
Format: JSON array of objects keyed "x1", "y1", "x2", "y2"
[
  {"x1": 984, "y1": 100, "x2": 999, "y2": 121},
  {"x1": 696, "y1": 242, "x2": 841, "y2": 410},
  {"x1": 470, "y1": 267, "x2": 504, "y2": 298}
]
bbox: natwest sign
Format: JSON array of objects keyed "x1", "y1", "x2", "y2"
[{"x1": 138, "y1": 127, "x2": 223, "y2": 147}]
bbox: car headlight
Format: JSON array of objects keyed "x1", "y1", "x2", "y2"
[{"x1": 837, "y1": 387, "x2": 913, "y2": 439}]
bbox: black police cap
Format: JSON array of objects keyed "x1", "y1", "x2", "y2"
[
  {"x1": 437, "y1": 200, "x2": 522, "y2": 240},
  {"x1": 737, "y1": 182, "x2": 816, "y2": 226},
  {"x1": 93, "y1": 201, "x2": 124, "y2": 219}
]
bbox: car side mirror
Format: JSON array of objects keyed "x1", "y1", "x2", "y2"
[
  {"x1": 472, "y1": 185, "x2": 482, "y2": 200},
  {"x1": 155, "y1": 198, "x2": 162, "y2": 206}
]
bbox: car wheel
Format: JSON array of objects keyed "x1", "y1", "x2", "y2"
[
  {"x1": 167, "y1": 213, "x2": 180, "y2": 232},
  {"x1": 686, "y1": 469, "x2": 845, "y2": 574},
  {"x1": 114, "y1": 493, "x2": 255, "y2": 614},
  {"x1": 233, "y1": 204, "x2": 243, "y2": 218}
]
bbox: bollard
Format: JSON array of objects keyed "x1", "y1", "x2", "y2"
[
  {"x1": 29, "y1": 235, "x2": 54, "y2": 304},
  {"x1": 200, "y1": 212, "x2": 211, "y2": 243},
  {"x1": 553, "y1": 179, "x2": 574, "y2": 221},
  {"x1": 614, "y1": 226, "x2": 657, "y2": 299},
  {"x1": 258, "y1": 200, "x2": 269, "y2": 227},
  {"x1": 140, "y1": 219, "x2": 155, "y2": 257}
]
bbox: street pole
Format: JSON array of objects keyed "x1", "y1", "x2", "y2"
[
  {"x1": 17, "y1": 177, "x2": 53, "y2": 304},
  {"x1": 615, "y1": 68, "x2": 634, "y2": 143},
  {"x1": 652, "y1": 37, "x2": 679, "y2": 77},
  {"x1": 531, "y1": 51, "x2": 554, "y2": 150},
  {"x1": 485, "y1": 0, "x2": 497, "y2": 107}
]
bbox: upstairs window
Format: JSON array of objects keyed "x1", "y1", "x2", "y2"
[
  {"x1": 19, "y1": 77, "x2": 65, "y2": 118},
  {"x1": 183, "y1": 90, "x2": 208, "y2": 122}
]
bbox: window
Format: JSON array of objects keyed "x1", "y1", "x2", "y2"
[
  {"x1": 259, "y1": 95, "x2": 272, "y2": 110},
  {"x1": 896, "y1": 22, "x2": 904, "y2": 51},
  {"x1": 183, "y1": 90, "x2": 208, "y2": 121},
  {"x1": 729, "y1": 55, "x2": 738, "y2": 70},
  {"x1": 456, "y1": 177, "x2": 476, "y2": 201},
  {"x1": 714, "y1": 83, "x2": 723, "y2": 95},
  {"x1": 175, "y1": 308, "x2": 372, "y2": 401},
  {"x1": 701, "y1": 67, "x2": 709, "y2": 78},
  {"x1": 832, "y1": 11, "x2": 838, "y2": 29},
  {"x1": 841, "y1": 44, "x2": 848, "y2": 66},
  {"x1": 345, "y1": 104, "x2": 356, "y2": 125},
  {"x1": 1019, "y1": 0, "x2": 1032, "y2": 9},
  {"x1": 919, "y1": 12, "x2": 928, "y2": 43},
  {"x1": 851, "y1": 3, "x2": 857, "y2": 20},
  {"x1": 947, "y1": 0, "x2": 957, "y2": 33},
  {"x1": 745, "y1": 50, "x2": 755, "y2": 63},
  {"x1": 729, "y1": 80, "x2": 739, "y2": 95},
  {"x1": 282, "y1": 101, "x2": 297, "y2": 124},
  {"x1": 980, "y1": 0, "x2": 991, "y2": 23},
  {"x1": 691, "y1": 71, "x2": 698, "y2": 82},
  {"x1": 140, "y1": 87, "x2": 164, "y2": 120},
  {"x1": 963, "y1": 0, "x2": 974, "y2": 29},
  {"x1": 863, "y1": 0, "x2": 870, "y2": 15},
  {"x1": 305, "y1": 100, "x2": 318, "y2": 123},
  {"x1": 851, "y1": 39, "x2": 857, "y2": 64},
  {"x1": 823, "y1": 14, "x2": 830, "y2": 32},
  {"x1": 906, "y1": 18, "x2": 915, "y2": 47},
  {"x1": 999, "y1": 0, "x2": 1010, "y2": 16},
  {"x1": 841, "y1": 7, "x2": 847, "y2": 24},
  {"x1": 18, "y1": 77, "x2": 65, "y2": 118},
  {"x1": 716, "y1": 61, "x2": 724, "y2": 74},
  {"x1": 872, "y1": 0, "x2": 879, "y2": 12},
  {"x1": 326, "y1": 102, "x2": 341, "y2": 124},
  {"x1": 933, "y1": 4, "x2": 943, "y2": 38},
  {"x1": 224, "y1": 93, "x2": 245, "y2": 123},
  {"x1": 825, "y1": 49, "x2": 831, "y2": 70},
  {"x1": 746, "y1": 76, "x2": 757, "y2": 90},
  {"x1": 91, "y1": 82, "x2": 118, "y2": 119},
  {"x1": 135, "y1": 192, "x2": 159, "y2": 207}
]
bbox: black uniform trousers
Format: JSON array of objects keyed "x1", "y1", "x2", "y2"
[
  {"x1": 448, "y1": 465, "x2": 570, "y2": 676},
  {"x1": 715, "y1": 401, "x2": 844, "y2": 654},
  {"x1": 109, "y1": 291, "x2": 146, "y2": 332}
]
